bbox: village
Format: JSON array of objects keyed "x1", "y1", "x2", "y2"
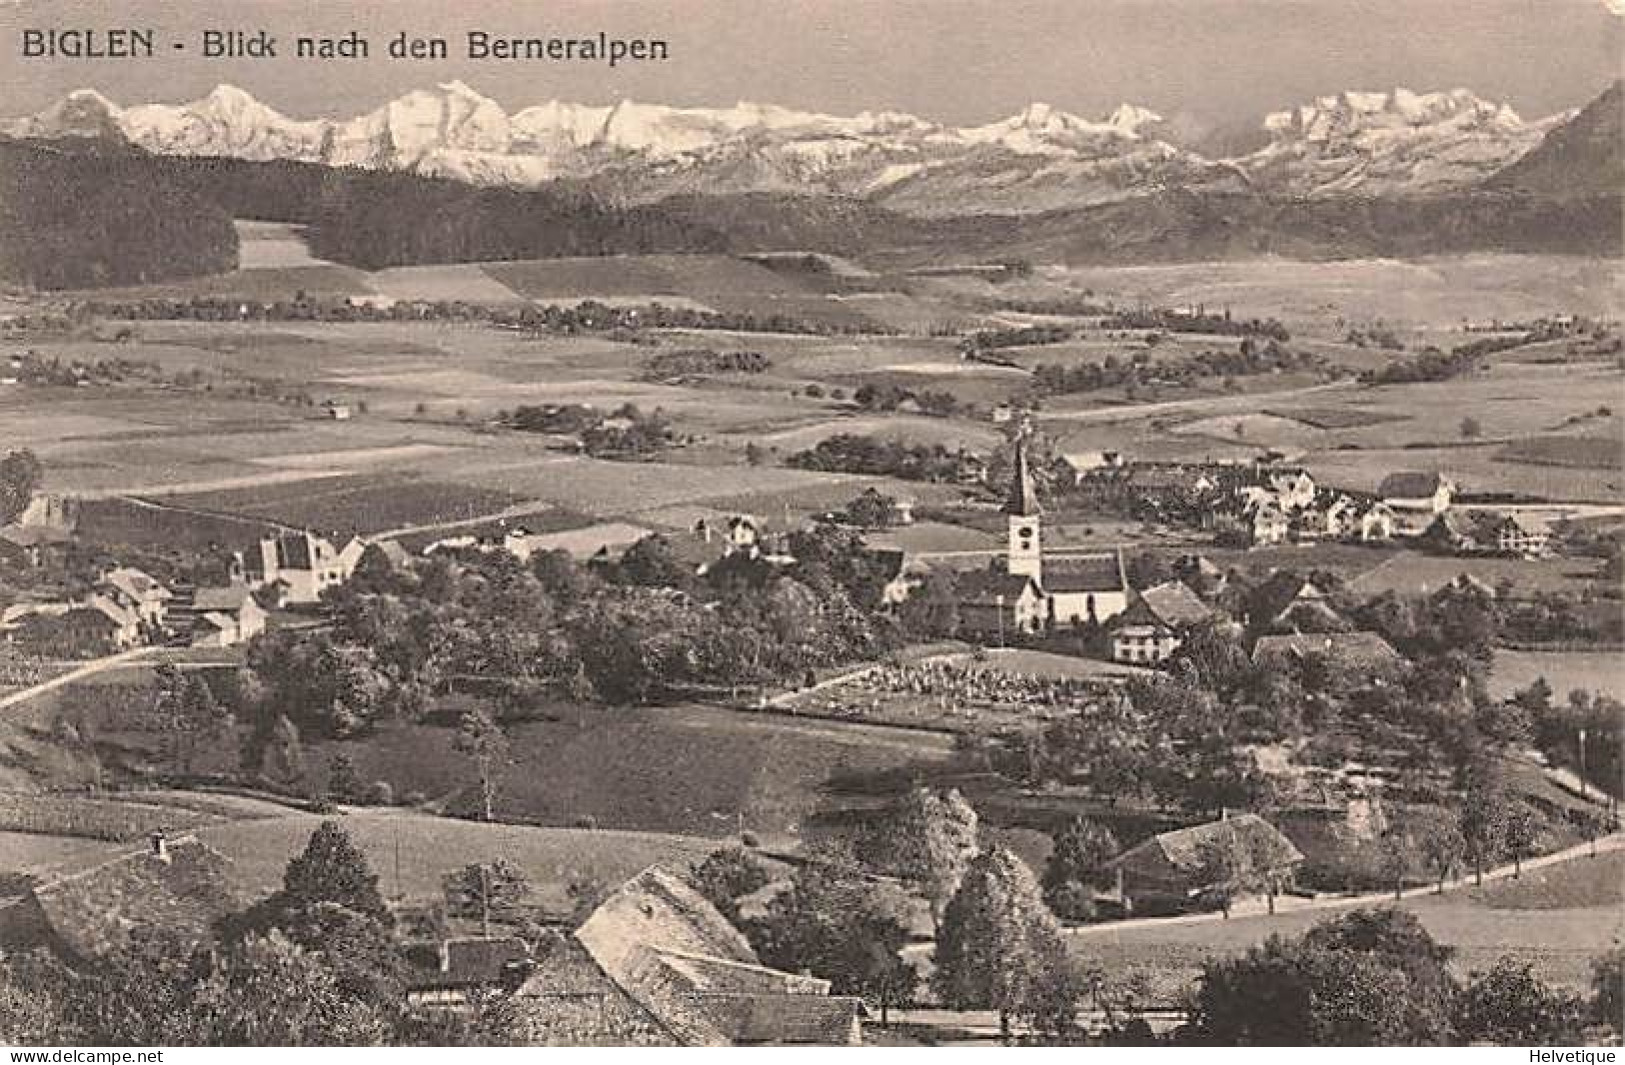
[{"x1": 0, "y1": 26, "x2": 1621, "y2": 1041}]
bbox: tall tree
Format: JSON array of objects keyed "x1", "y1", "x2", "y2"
[
  {"x1": 1456, "y1": 959, "x2": 1585, "y2": 1045},
  {"x1": 0, "y1": 449, "x2": 41, "y2": 526},
  {"x1": 933, "y1": 848, "x2": 1076, "y2": 1040},
  {"x1": 864, "y1": 787, "x2": 979, "y2": 930},
  {"x1": 455, "y1": 708, "x2": 509, "y2": 822},
  {"x1": 1042, "y1": 817, "x2": 1119, "y2": 921},
  {"x1": 443, "y1": 860, "x2": 533, "y2": 935},
  {"x1": 746, "y1": 851, "x2": 916, "y2": 1025},
  {"x1": 688, "y1": 847, "x2": 770, "y2": 925},
  {"x1": 279, "y1": 821, "x2": 392, "y2": 926}
]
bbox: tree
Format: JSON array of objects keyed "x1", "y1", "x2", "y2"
[
  {"x1": 0, "y1": 449, "x2": 42, "y2": 526},
  {"x1": 688, "y1": 847, "x2": 770, "y2": 924},
  {"x1": 1591, "y1": 945, "x2": 1623, "y2": 1035},
  {"x1": 325, "y1": 751, "x2": 364, "y2": 804},
  {"x1": 147, "y1": 665, "x2": 233, "y2": 777},
  {"x1": 1459, "y1": 779, "x2": 1512, "y2": 885},
  {"x1": 185, "y1": 931, "x2": 390, "y2": 1046},
  {"x1": 1191, "y1": 935, "x2": 1417, "y2": 1045},
  {"x1": 1042, "y1": 817, "x2": 1118, "y2": 920},
  {"x1": 1456, "y1": 959, "x2": 1585, "y2": 1045},
  {"x1": 278, "y1": 821, "x2": 392, "y2": 926},
  {"x1": 1192, "y1": 824, "x2": 1274, "y2": 917},
  {"x1": 455, "y1": 709, "x2": 509, "y2": 822},
  {"x1": 1408, "y1": 807, "x2": 1466, "y2": 893},
  {"x1": 933, "y1": 848, "x2": 1076, "y2": 1040},
  {"x1": 746, "y1": 852, "x2": 916, "y2": 1025},
  {"x1": 863, "y1": 787, "x2": 979, "y2": 931},
  {"x1": 1502, "y1": 801, "x2": 1540, "y2": 878},
  {"x1": 1191, "y1": 908, "x2": 1457, "y2": 1046},
  {"x1": 1459, "y1": 416, "x2": 1483, "y2": 440},
  {"x1": 443, "y1": 860, "x2": 533, "y2": 936},
  {"x1": 1302, "y1": 908, "x2": 1458, "y2": 1040}
]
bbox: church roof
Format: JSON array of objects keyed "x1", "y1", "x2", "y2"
[{"x1": 1042, "y1": 551, "x2": 1128, "y2": 595}]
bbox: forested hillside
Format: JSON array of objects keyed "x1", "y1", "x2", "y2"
[{"x1": 0, "y1": 139, "x2": 238, "y2": 289}]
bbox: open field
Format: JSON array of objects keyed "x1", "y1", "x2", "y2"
[
  {"x1": 196, "y1": 811, "x2": 727, "y2": 914},
  {"x1": 1490, "y1": 650, "x2": 1624, "y2": 702},
  {"x1": 160, "y1": 475, "x2": 538, "y2": 539},
  {"x1": 304, "y1": 704, "x2": 955, "y2": 845},
  {"x1": 1348, "y1": 552, "x2": 1608, "y2": 599},
  {"x1": 1058, "y1": 255, "x2": 1624, "y2": 330},
  {"x1": 1076, "y1": 850, "x2": 1625, "y2": 1003}
]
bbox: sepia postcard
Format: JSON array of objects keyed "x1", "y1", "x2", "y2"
[{"x1": 0, "y1": 0, "x2": 1620, "y2": 1051}]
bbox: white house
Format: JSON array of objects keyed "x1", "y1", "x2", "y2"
[
  {"x1": 1379, "y1": 471, "x2": 1456, "y2": 536},
  {"x1": 238, "y1": 532, "x2": 361, "y2": 605}
]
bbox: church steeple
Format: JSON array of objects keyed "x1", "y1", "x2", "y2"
[
  {"x1": 1005, "y1": 440, "x2": 1042, "y2": 580},
  {"x1": 1005, "y1": 440, "x2": 1041, "y2": 519}
]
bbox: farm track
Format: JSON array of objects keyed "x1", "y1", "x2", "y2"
[{"x1": 0, "y1": 646, "x2": 158, "y2": 714}]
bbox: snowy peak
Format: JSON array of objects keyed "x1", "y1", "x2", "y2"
[
  {"x1": 961, "y1": 101, "x2": 1165, "y2": 153},
  {"x1": 1262, "y1": 87, "x2": 1530, "y2": 143}
]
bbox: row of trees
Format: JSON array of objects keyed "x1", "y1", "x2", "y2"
[{"x1": 788, "y1": 433, "x2": 977, "y2": 482}]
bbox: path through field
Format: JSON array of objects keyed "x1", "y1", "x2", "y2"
[{"x1": 0, "y1": 646, "x2": 157, "y2": 714}]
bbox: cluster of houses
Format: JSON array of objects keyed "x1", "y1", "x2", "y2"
[
  {"x1": 0, "y1": 528, "x2": 376, "y2": 655},
  {"x1": 1087, "y1": 459, "x2": 1438, "y2": 547},
  {"x1": 0, "y1": 564, "x2": 268, "y2": 655},
  {"x1": 1079, "y1": 456, "x2": 1562, "y2": 560}
]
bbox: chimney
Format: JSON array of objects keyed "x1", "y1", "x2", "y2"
[{"x1": 150, "y1": 829, "x2": 170, "y2": 863}]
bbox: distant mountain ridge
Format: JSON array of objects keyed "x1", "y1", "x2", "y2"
[{"x1": 5, "y1": 80, "x2": 1600, "y2": 215}]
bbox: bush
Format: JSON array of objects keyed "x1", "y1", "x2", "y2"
[
  {"x1": 401, "y1": 790, "x2": 427, "y2": 807},
  {"x1": 367, "y1": 781, "x2": 394, "y2": 806},
  {"x1": 1046, "y1": 880, "x2": 1098, "y2": 923},
  {"x1": 573, "y1": 814, "x2": 599, "y2": 830},
  {"x1": 740, "y1": 830, "x2": 761, "y2": 848}
]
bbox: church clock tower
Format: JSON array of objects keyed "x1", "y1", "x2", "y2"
[{"x1": 1005, "y1": 440, "x2": 1042, "y2": 581}]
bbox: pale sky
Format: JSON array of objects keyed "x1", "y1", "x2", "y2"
[{"x1": 1, "y1": 0, "x2": 1619, "y2": 135}]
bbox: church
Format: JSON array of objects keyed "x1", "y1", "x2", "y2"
[{"x1": 958, "y1": 443, "x2": 1130, "y2": 638}]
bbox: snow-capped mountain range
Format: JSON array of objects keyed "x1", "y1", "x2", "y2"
[{"x1": 4, "y1": 81, "x2": 1579, "y2": 213}]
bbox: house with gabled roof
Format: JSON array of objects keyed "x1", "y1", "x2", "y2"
[
  {"x1": 99, "y1": 566, "x2": 172, "y2": 626},
  {"x1": 1252, "y1": 631, "x2": 1404, "y2": 672},
  {"x1": 237, "y1": 531, "x2": 364, "y2": 605},
  {"x1": 1246, "y1": 572, "x2": 1346, "y2": 633},
  {"x1": 506, "y1": 866, "x2": 864, "y2": 1046},
  {"x1": 1103, "y1": 813, "x2": 1303, "y2": 915},
  {"x1": 178, "y1": 586, "x2": 268, "y2": 647},
  {"x1": 1109, "y1": 580, "x2": 1215, "y2": 665},
  {"x1": 0, "y1": 831, "x2": 237, "y2": 966}
]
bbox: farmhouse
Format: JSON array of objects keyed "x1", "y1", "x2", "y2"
[
  {"x1": 1108, "y1": 580, "x2": 1215, "y2": 665},
  {"x1": 506, "y1": 866, "x2": 864, "y2": 1046},
  {"x1": 238, "y1": 532, "x2": 364, "y2": 604},
  {"x1": 1251, "y1": 631, "x2": 1404, "y2": 672},
  {"x1": 0, "y1": 832, "x2": 237, "y2": 966},
  {"x1": 98, "y1": 566, "x2": 172, "y2": 626},
  {"x1": 956, "y1": 569, "x2": 1046, "y2": 637},
  {"x1": 407, "y1": 935, "x2": 535, "y2": 1009},
  {"x1": 1103, "y1": 813, "x2": 1303, "y2": 916},
  {"x1": 1379, "y1": 471, "x2": 1456, "y2": 536},
  {"x1": 1484, "y1": 513, "x2": 1554, "y2": 558},
  {"x1": 1246, "y1": 573, "x2": 1345, "y2": 632},
  {"x1": 174, "y1": 585, "x2": 268, "y2": 647}
]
